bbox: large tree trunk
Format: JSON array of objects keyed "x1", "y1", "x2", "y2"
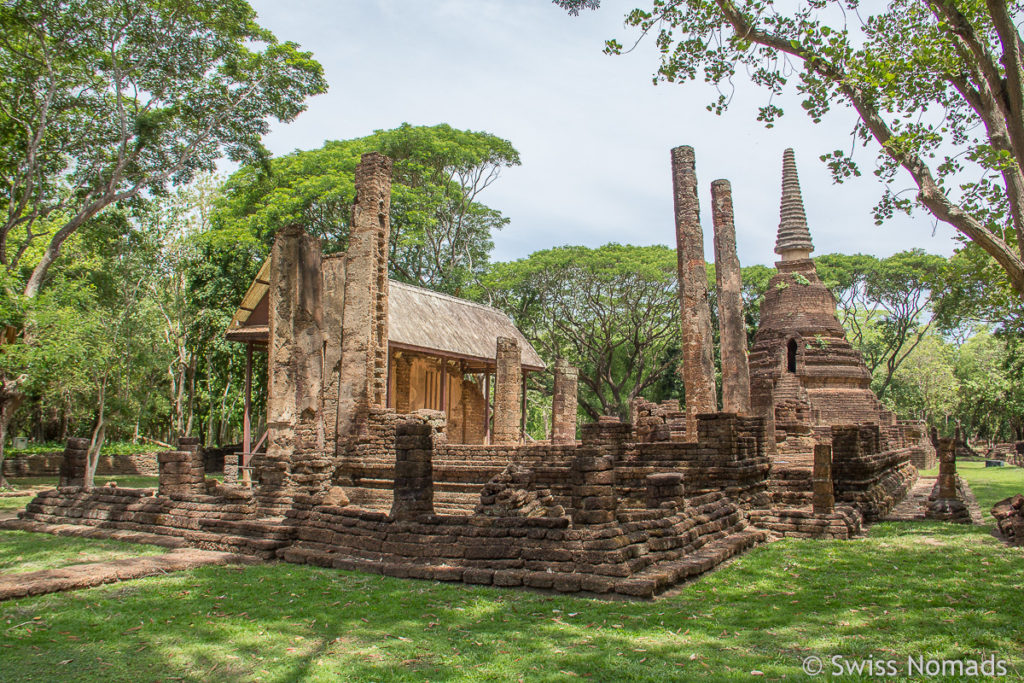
[
  {"x1": 218, "y1": 376, "x2": 234, "y2": 446},
  {"x1": 0, "y1": 376, "x2": 27, "y2": 489},
  {"x1": 184, "y1": 356, "x2": 197, "y2": 437},
  {"x1": 84, "y1": 378, "x2": 108, "y2": 490},
  {"x1": 0, "y1": 397, "x2": 22, "y2": 489}
]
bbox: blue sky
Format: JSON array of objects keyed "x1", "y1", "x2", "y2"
[{"x1": 246, "y1": 0, "x2": 958, "y2": 268}]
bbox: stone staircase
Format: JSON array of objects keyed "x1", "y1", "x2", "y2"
[
  {"x1": 773, "y1": 373, "x2": 806, "y2": 402},
  {"x1": 337, "y1": 453, "x2": 510, "y2": 514}
]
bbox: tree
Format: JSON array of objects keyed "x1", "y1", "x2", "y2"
[
  {"x1": 0, "y1": 0, "x2": 326, "y2": 297},
  {"x1": 214, "y1": 124, "x2": 520, "y2": 295},
  {"x1": 933, "y1": 242, "x2": 1024, "y2": 337},
  {"x1": 814, "y1": 253, "x2": 879, "y2": 340},
  {"x1": 7, "y1": 209, "x2": 167, "y2": 487},
  {"x1": 557, "y1": 0, "x2": 1024, "y2": 298},
  {"x1": 0, "y1": 0, "x2": 324, "y2": 471},
  {"x1": 885, "y1": 333, "x2": 959, "y2": 429},
  {"x1": 817, "y1": 250, "x2": 948, "y2": 398},
  {"x1": 482, "y1": 244, "x2": 679, "y2": 420},
  {"x1": 739, "y1": 263, "x2": 774, "y2": 345}
]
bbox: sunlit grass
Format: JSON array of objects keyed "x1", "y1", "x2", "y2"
[
  {"x1": 0, "y1": 530, "x2": 165, "y2": 575},
  {"x1": 0, "y1": 461, "x2": 1020, "y2": 681},
  {"x1": 0, "y1": 495, "x2": 33, "y2": 511},
  {"x1": 6, "y1": 475, "x2": 160, "y2": 490}
]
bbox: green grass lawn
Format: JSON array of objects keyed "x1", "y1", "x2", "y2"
[
  {"x1": 0, "y1": 495, "x2": 33, "y2": 511},
  {"x1": 5, "y1": 474, "x2": 160, "y2": 490},
  {"x1": 955, "y1": 461, "x2": 1024, "y2": 519},
  {"x1": 0, "y1": 465, "x2": 1020, "y2": 681},
  {"x1": 0, "y1": 530, "x2": 165, "y2": 575}
]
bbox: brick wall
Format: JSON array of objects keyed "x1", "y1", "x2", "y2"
[{"x1": 4, "y1": 451, "x2": 159, "y2": 478}]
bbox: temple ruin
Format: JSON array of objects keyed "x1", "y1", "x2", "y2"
[{"x1": 17, "y1": 147, "x2": 930, "y2": 598}]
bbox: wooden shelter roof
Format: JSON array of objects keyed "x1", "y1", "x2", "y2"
[{"x1": 225, "y1": 263, "x2": 545, "y2": 371}]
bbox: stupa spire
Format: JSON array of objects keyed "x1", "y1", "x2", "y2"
[{"x1": 774, "y1": 148, "x2": 814, "y2": 259}]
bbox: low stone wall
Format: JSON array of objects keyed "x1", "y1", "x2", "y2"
[
  {"x1": 748, "y1": 505, "x2": 863, "y2": 540},
  {"x1": 986, "y1": 442, "x2": 1024, "y2": 467},
  {"x1": 280, "y1": 490, "x2": 765, "y2": 598},
  {"x1": 19, "y1": 486, "x2": 284, "y2": 557},
  {"x1": 17, "y1": 407, "x2": 920, "y2": 598},
  {"x1": 20, "y1": 470, "x2": 767, "y2": 598},
  {"x1": 3, "y1": 451, "x2": 159, "y2": 478},
  {"x1": 831, "y1": 425, "x2": 918, "y2": 521},
  {"x1": 19, "y1": 421, "x2": 772, "y2": 598}
]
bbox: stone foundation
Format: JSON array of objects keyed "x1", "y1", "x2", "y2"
[{"x1": 19, "y1": 400, "x2": 920, "y2": 598}]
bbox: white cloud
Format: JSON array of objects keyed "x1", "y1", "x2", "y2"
[{"x1": 246, "y1": 0, "x2": 959, "y2": 267}]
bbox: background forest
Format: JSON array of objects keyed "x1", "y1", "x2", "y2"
[
  {"x1": 2, "y1": 0, "x2": 1023, "y2": 481},
  {"x1": 3, "y1": 123, "x2": 1022, "y2": 459}
]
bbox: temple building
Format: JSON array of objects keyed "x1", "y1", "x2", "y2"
[
  {"x1": 224, "y1": 153, "x2": 545, "y2": 464},
  {"x1": 748, "y1": 149, "x2": 902, "y2": 458},
  {"x1": 20, "y1": 148, "x2": 926, "y2": 599}
]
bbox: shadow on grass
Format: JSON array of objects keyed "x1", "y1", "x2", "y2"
[
  {"x1": 0, "y1": 530, "x2": 165, "y2": 574},
  {"x1": 2, "y1": 518, "x2": 1023, "y2": 682}
]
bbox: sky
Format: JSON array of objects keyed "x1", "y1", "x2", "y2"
[{"x1": 245, "y1": 0, "x2": 959, "y2": 268}]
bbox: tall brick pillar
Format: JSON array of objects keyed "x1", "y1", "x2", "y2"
[
  {"x1": 711, "y1": 179, "x2": 751, "y2": 415},
  {"x1": 263, "y1": 225, "x2": 324, "y2": 495},
  {"x1": 321, "y1": 254, "x2": 346, "y2": 446},
  {"x1": 337, "y1": 152, "x2": 393, "y2": 445},
  {"x1": 492, "y1": 337, "x2": 522, "y2": 444},
  {"x1": 551, "y1": 359, "x2": 578, "y2": 444},
  {"x1": 812, "y1": 443, "x2": 834, "y2": 514},
  {"x1": 671, "y1": 146, "x2": 718, "y2": 440}
]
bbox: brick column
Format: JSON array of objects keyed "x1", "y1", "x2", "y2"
[
  {"x1": 390, "y1": 419, "x2": 435, "y2": 520},
  {"x1": 812, "y1": 443, "x2": 834, "y2": 514},
  {"x1": 551, "y1": 359, "x2": 578, "y2": 444},
  {"x1": 937, "y1": 438, "x2": 958, "y2": 500},
  {"x1": 696, "y1": 413, "x2": 739, "y2": 458},
  {"x1": 265, "y1": 224, "x2": 324, "y2": 494},
  {"x1": 492, "y1": 337, "x2": 522, "y2": 444},
  {"x1": 571, "y1": 454, "x2": 616, "y2": 525},
  {"x1": 223, "y1": 454, "x2": 239, "y2": 485},
  {"x1": 711, "y1": 179, "x2": 751, "y2": 415},
  {"x1": 926, "y1": 438, "x2": 970, "y2": 522},
  {"x1": 671, "y1": 146, "x2": 718, "y2": 440},
  {"x1": 394, "y1": 353, "x2": 412, "y2": 413},
  {"x1": 158, "y1": 438, "x2": 205, "y2": 498},
  {"x1": 321, "y1": 254, "x2": 346, "y2": 445},
  {"x1": 337, "y1": 152, "x2": 393, "y2": 444},
  {"x1": 58, "y1": 437, "x2": 89, "y2": 488}
]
